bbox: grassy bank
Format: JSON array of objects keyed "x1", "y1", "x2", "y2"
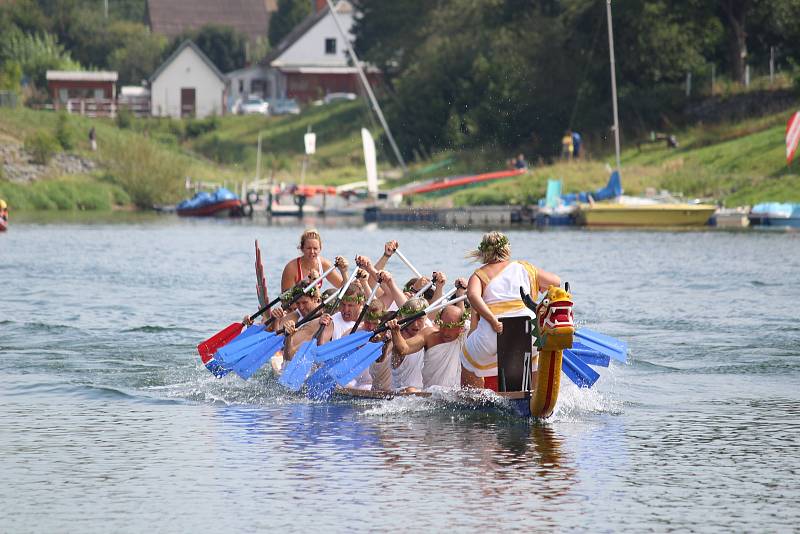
[
  {"x1": 0, "y1": 107, "x2": 243, "y2": 209},
  {"x1": 0, "y1": 174, "x2": 129, "y2": 210},
  {"x1": 3, "y1": 99, "x2": 800, "y2": 212},
  {"x1": 419, "y1": 107, "x2": 800, "y2": 208}
]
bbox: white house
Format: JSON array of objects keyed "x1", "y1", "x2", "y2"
[
  {"x1": 150, "y1": 40, "x2": 227, "y2": 119},
  {"x1": 227, "y1": 0, "x2": 380, "y2": 105}
]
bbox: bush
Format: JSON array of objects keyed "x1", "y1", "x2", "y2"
[
  {"x1": 54, "y1": 111, "x2": 76, "y2": 150},
  {"x1": 185, "y1": 115, "x2": 220, "y2": 138},
  {"x1": 116, "y1": 106, "x2": 133, "y2": 129},
  {"x1": 25, "y1": 131, "x2": 59, "y2": 164},
  {"x1": 103, "y1": 136, "x2": 187, "y2": 207}
]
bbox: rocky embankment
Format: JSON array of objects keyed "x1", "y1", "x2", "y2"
[{"x1": 0, "y1": 141, "x2": 96, "y2": 182}]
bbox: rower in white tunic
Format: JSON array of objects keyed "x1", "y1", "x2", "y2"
[
  {"x1": 389, "y1": 297, "x2": 429, "y2": 392},
  {"x1": 388, "y1": 283, "x2": 469, "y2": 391},
  {"x1": 462, "y1": 231, "x2": 561, "y2": 390}
]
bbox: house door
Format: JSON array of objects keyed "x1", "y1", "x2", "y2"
[{"x1": 180, "y1": 88, "x2": 196, "y2": 117}]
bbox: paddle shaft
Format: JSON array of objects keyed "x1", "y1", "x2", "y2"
[
  {"x1": 394, "y1": 249, "x2": 422, "y2": 278},
  {"x1": 249, "y1": 263, "x2": 340, "y2": 324},
  {"x1": 276, "y1": 267, "x2": 360, "y2": 335},
  {"x1": 350, "y1": 279, "x2": 382, "y2": 335}
]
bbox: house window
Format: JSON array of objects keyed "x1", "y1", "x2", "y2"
[
  {"x1": 325, "y1": 38, "x2": 336, "y2": 55},
  {"x1": 239, "y1": 80, "x2": 244, "y2": 93}
]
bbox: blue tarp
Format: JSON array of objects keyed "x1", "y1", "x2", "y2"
[
  {"x1": 177, "y1": 188, "x2": 239, "y2": 210},
  {"x1": 751, "y1": 202, "x2": 799, "y2": 218},
  {"x1": 539, "y1": 171, "x2": 623, "y2": 207}
]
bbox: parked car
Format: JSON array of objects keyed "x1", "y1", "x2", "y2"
[
  {"x1": 323, "y1": 92, "x2": 357, "y2": 104},
  {"x1": 268, "y1": 98, "x2": 301, "y2": 116},
  {"x1": 239, "y1": 98, "x2": 269, "y2": 115}
]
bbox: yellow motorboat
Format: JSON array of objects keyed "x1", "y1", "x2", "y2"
[{"x1": 577, "y1": 200, "x2": 716, "y2": 227}]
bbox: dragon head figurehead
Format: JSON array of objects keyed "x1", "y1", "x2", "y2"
[{"x1": 522, "y1": 285, "x2": 574, "y2": 351}]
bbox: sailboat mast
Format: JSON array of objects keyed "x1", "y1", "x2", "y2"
[
  {"x1": 326, "y1": 0, "x2": 408, "y2": 173},
  {"x1": 606, "y1": 0, "x2": 621, "y2": 171}
]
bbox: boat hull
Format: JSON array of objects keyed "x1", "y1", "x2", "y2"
[
  {"x1": 577, "y1": 203, "x2": 715, "y2": 226},
  {"x1": 748, "y1": 214, "x2": 800, "y2": 228},
  {"x1": 177, "y1": 199, "x2": 242, "y2": 217},
  {"x1": 334, "y1": 388, "x2": 533, "y2": 418}
]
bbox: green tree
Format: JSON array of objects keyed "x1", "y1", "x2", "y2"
[
  {"x1": 106, "y1": 22, "x2": 166, "y2": 85},
  {"x1": 0, "y1": 27, "x2": 81, "y2": 87},
  {"x1": 268, "y1": 0, "x2": 311, "y2": 47},
  {"x1": 165, "y1": 25, "x2": 247, "y2": 73}
]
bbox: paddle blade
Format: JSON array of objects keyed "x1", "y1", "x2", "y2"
[
  {"x1": 197, "y1": 322, "x2": 243, "y2": 361},
  {"x1": 567, "y1": 347, "x2": 610, "y2": 368},
  {"x1": 279, "y1": 341, "x2": 318, "y2": 391},
  {"x1": 215, "y1": 330, "x2": 274, "y2": 366},
  {"x1": 315, "y1": 331, "x2": 373, "y2": 362},
  {"x1": 328, "y1": 342, "x2": 383, "y2": 386},
  {"x1": 575, "y1": 328, "x2": 627, "y2": 363},
  {"x1": 306, "y1": 367, "x2": 338, "y2": 400},
  {"x1": 561, "y1": 350, "x2": 600, "y2": 388},
  {"x1": 233, "y1": 335, "x2": 285, "y2": 380},
  {"x1": 203, "y1": 358, "x2": 231, "y2": 378}
]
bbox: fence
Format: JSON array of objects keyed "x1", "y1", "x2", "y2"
[
  {"x1": 0, "y1": 90, "x2": 17, "y2": 108},
  {"x1": 63, "y1": 98, "x2": 151, "y2": 118}
]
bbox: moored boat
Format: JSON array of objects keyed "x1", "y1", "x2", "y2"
[
  {"x1": 748, "y1": 202, "x2": 800, "y2": 228},
  {"x1": 577, "y1": 199, "x2": 716, "y2": 227},
  {"x1": 176, "y1": 188, "x2": 243, "y2": 217}
]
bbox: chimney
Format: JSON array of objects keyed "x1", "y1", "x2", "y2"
[{"x1": 315, "y1": 0, "x2": 327, "y2": 12}]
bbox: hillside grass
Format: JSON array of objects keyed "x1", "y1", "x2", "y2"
[
  {"x1": 0, "y1": 107, "x2": 243, "y2": 209},
  {"x1": 3, "y1": 99, "x2": 800, "y2": 211},
  {"x1": 187, "y1": 101, "x2": 388, "y2": 187},
  {"x1": 429, "y1": 107, "x2": 800, "y2": 208}
]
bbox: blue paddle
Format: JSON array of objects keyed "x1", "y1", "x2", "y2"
[
  {"x1": 279, "y1": 322, "x2": 327, "y2": 391},
  {"x1": 312, "y1": 294, "x2": 470, "y2": 382},
  {"x1": 327, "y1": 342, "x2": 385, "y2": 386},
  {"x1": 561, "y1": 349, "x2": 600, "y2": 388},
  {"x1": 228, "y1": 268, "x2": 362, "y2": 380},
  {"x1": 568, "y1": 346, "x2": 610, "y2": 367},
  {"x1": 575, "y1": 328, "x2": 627, "y2": 363}
]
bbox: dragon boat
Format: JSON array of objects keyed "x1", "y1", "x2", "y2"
[{"x1": 336, "y1": 285, "x2": 590, "y2": 419}]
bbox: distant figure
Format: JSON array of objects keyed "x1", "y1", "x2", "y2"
[
  {"x1": 0, "y1": 198, "x2": 8, "y2": 231},
  {"x1": 514, "y1": 153, "x2": 528, "y2": 170},
  {"x1": 88, "y1": 127, "x2": 97, "y2": 151},
  {"x1": 571, "y1": 131, "x2": 582, "y2": 159},
  {"x1": 561, "y1": 130, "x2": 574, "y2": 160},
  {"x1": 667, "y1": 134, "x2": 678, "y2": 149}
]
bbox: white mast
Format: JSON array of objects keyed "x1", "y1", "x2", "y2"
[
  {"x1": 325, "y1": 0, "x2": 408, "y2": 173},
  {"x1": 606, "y1": 0, "x2": 621, "y2": 171}
]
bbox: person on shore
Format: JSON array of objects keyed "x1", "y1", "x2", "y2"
[
  {"x1": 571, "y1": 131, "x2": 582, "y2": 159},
  {"x1": 280, "y1": 229, "x2": 346, "y2": 292},
  {"x1": 88, "y1": 127, "x2": 96, "y2": 151},
  {"x1": 514, "y1": 153, "x2": 528, "y2": 170},
  {"x1": 461, "y1": 231, "x2": 561, "y2": 390},
  {"x1": 561, "y1": 130, "x2": 573, "y2": 160}
]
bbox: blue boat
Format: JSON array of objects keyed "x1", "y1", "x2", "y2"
[
  {"x1": 749, "y1": 203, "x2": 800, "y2": 228},
  {"x1": 176, "y1": 188, "x2": 244, "y2": 217}
]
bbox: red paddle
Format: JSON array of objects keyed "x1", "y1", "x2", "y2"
[{"x1": 197, "y1": 262, "x2": 338, "y2": 361}]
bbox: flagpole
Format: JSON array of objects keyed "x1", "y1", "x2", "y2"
[{"x1": 607, "y1": 0, "x2": 621, "y2": 171}]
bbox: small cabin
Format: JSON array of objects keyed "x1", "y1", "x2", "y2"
[{"x1": 46, "y1": 71, "x2": 118, "y2": 116}]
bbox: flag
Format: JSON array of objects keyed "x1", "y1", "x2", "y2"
[{"x1": 786, "y1": 111, "x2": 800, "y2": 165}]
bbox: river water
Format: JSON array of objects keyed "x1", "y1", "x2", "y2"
[{"x1": 2, "y1": 216, "x2": 799, "y2": 532}]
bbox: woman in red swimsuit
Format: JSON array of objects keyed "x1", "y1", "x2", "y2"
[{"x1": 280, "y1": 229, "x2": 346, "y2": 292}]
